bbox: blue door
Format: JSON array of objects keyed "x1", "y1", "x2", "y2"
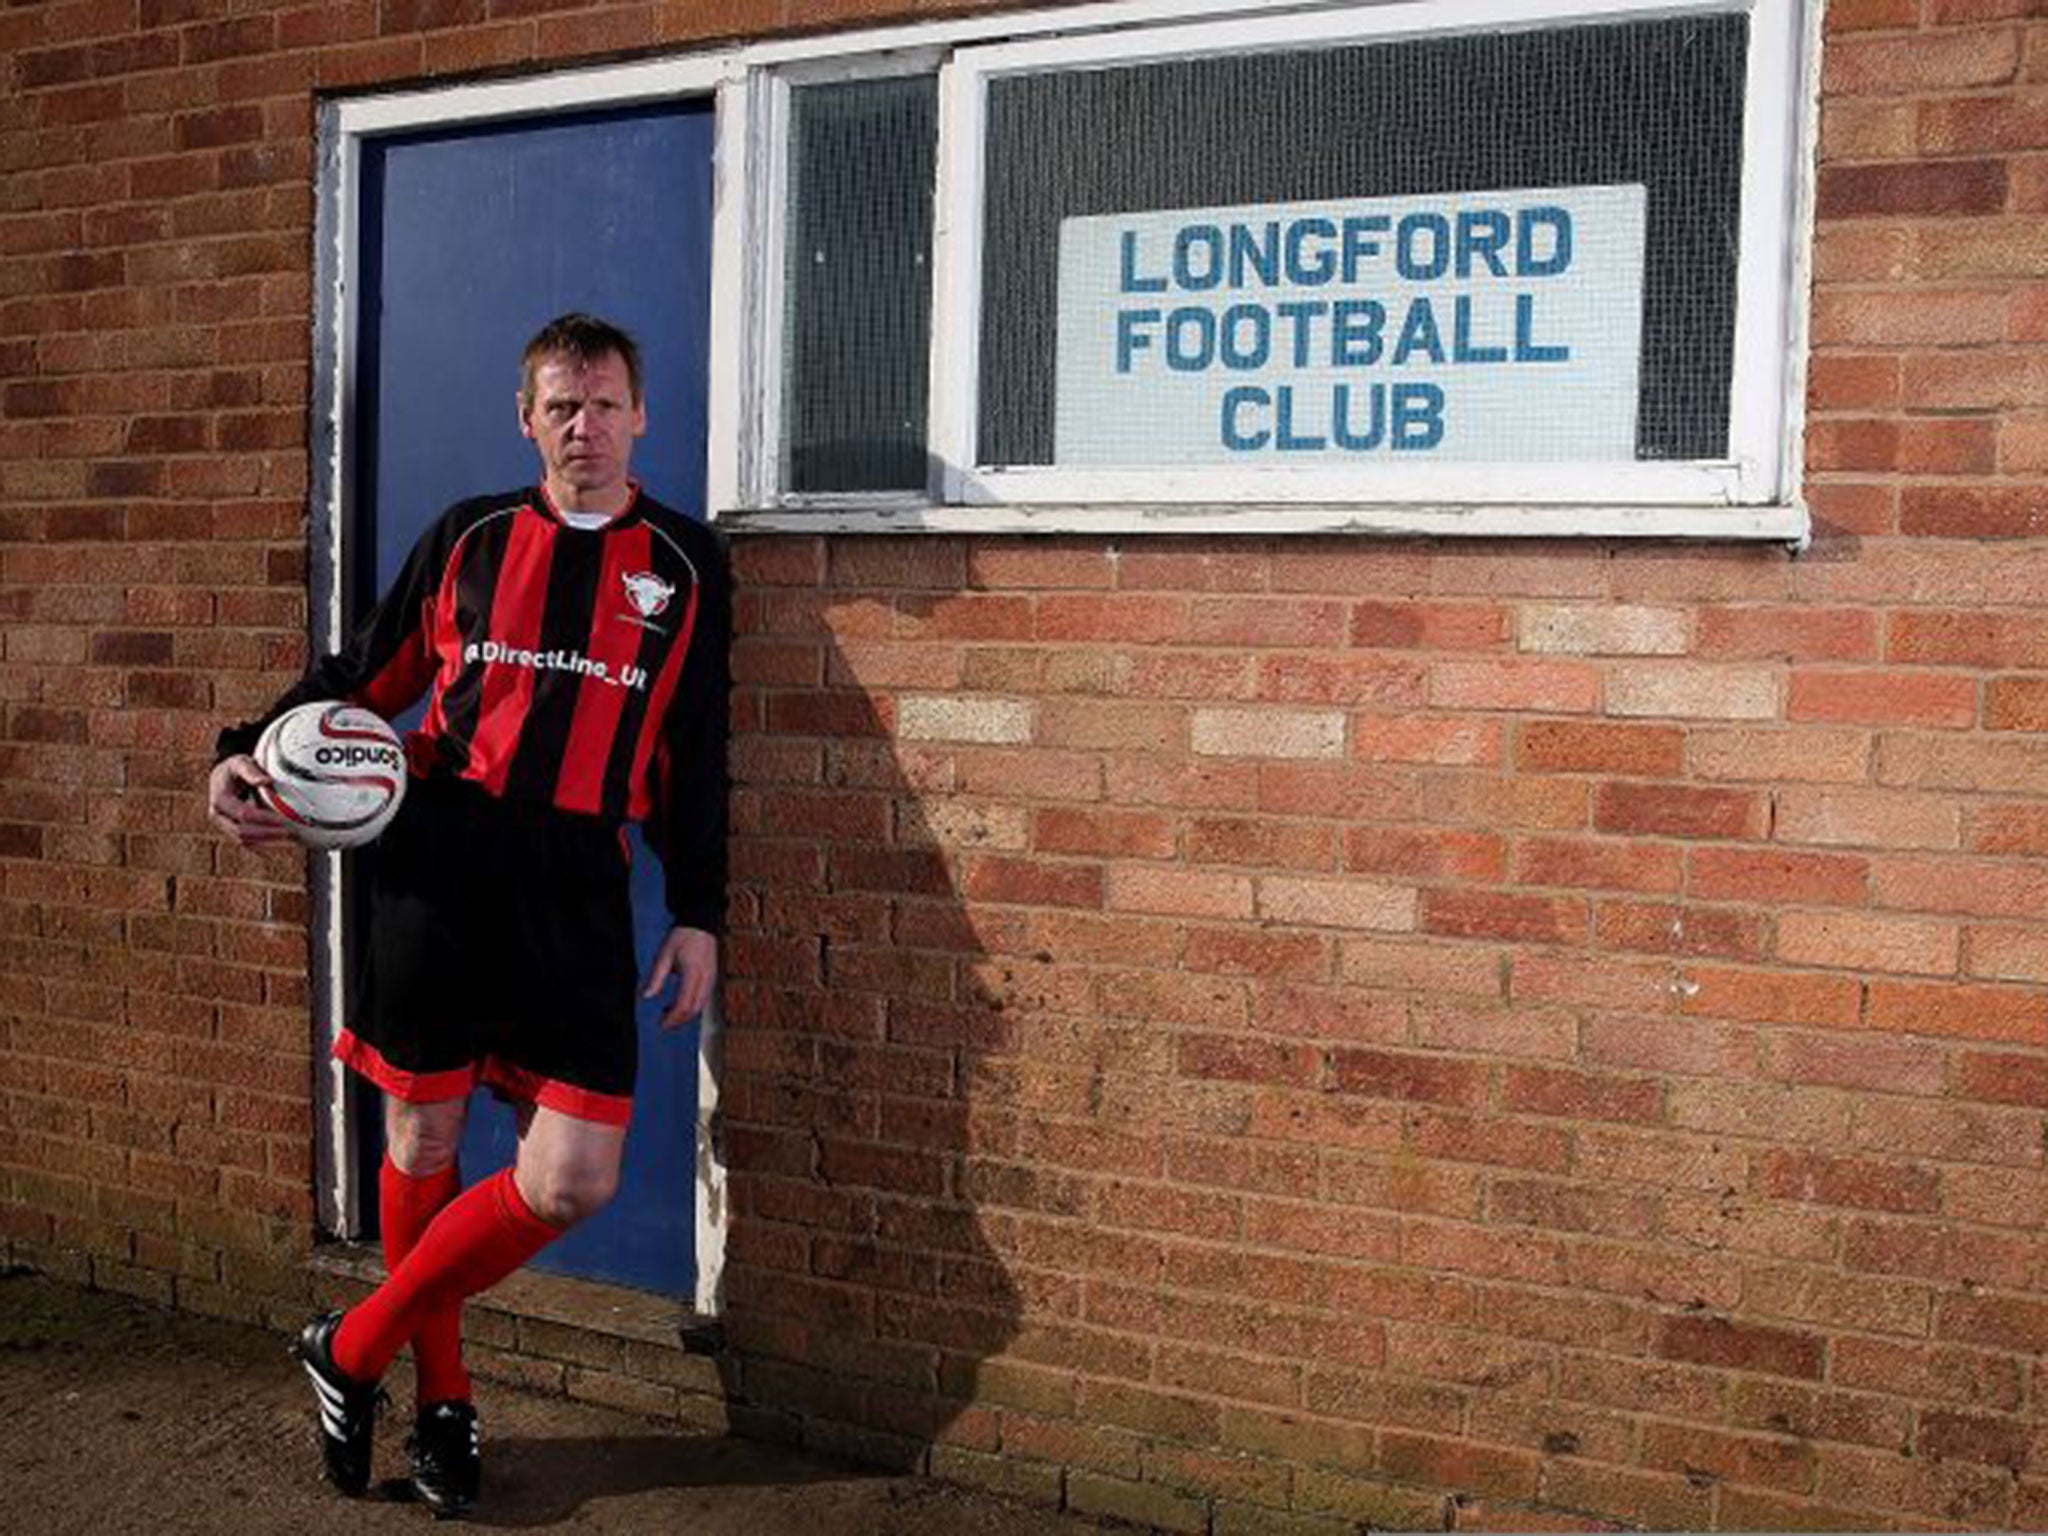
[{"x1": 354, "y1": 103, "x2": 713, "y2": 1294}]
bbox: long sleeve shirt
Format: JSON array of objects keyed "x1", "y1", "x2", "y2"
[{"x1": 216, "y1": 485, "x2": 731, "y2": 934}]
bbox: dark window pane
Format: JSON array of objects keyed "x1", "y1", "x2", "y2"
[{"x1": 784, "y1": 75, "x2": 938, "y2": 493}]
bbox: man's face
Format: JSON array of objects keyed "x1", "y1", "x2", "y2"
[{"x1": 519, "y1": 350, "x2": 646, "y2": 506}]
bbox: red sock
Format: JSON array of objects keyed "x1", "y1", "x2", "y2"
[
  {"x1": 334, "y1": 1168, "x2": 562, "y2": 1385},
  {"x1": 379, "y1": 1156, "x2": 469, "y2": 1404}
]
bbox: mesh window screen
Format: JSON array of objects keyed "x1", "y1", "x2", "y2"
[
  {"x1": 981, "y1": 15, "x2": 1747, "y2": 470},
  {"x1": 782, "y1": 75, "x2": 937, "y2": 494}
]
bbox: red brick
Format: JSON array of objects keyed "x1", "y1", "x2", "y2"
[
  {"x1": 1352, "y1": 600, "x2": 1507, "y2": 650},
  {"x1": 1969, "y1": 801, "x2": 2048, "y2": 855},
  {"x1": 1428, "y1": 659, "x2": 1598, "y2": 713},
  {"x1": 1965, "y1": 923, "x2": 2048, "y2": 981},
  {"x1": 1805, "y1": 480, "x2": 1897, "y2": 537},
  {"x1": 1248, "y1": 1090, "x2": 1403, "y2": 1155},
  {"x1": 1256, "y1": 654, "x2": 1426, "y2": 707},
  {"x1": 1117, "y1": 548, "x2": 1274, "y2": 592},
  {"x1": 1756, "y1": 1149, "x2": 1941, "y2": 1214},
  {"x1": 1916, "y1": 1411, "x2": 2030, "y2": 1472},
  {"x1": 1659, "y1": 1314, "x2": 1825, "y2": 1380},
  {"x1": 1188, "y1": 597, "x2": 1348, "y2": 648},
  {"x1": 1843, "y1": 1217, "x2": 2037, "y2": 1294},
  {"x1": 1834, "y1": 1336, "x2": 2026, "y2": 1412},
  {"x1": 1694, "y1": 606, "x2": 1878, "y2": 664},
  {"x1": 1034, "y1": 806, "x2": 1177, "y2": 860},
  {"x1": 1879, "y1": 733, "x2": 2048, "y2": 796},
  {"x1": 1345, "y1": 826, "x2": 1503, "y2": 882},
  {"x1": 1515, "y1": 837, "x2": 1681, "y2": 894},
  {"x1": 1177, "y1": 1032, "x2": 1322, "y2": 1087},
  {"x1": 1920, "y1": 91, "x2": 2048, "y2": 151},
  {"x1": 1422, "y1": 889, "x2": 1586, "y2": 945},
  {"x1": 1593, "y1": 782, "x2": 1766, "y2": 841},
  {"x1": 1515, "y1": 720, "x2": 1683, "y2": 776},
  {"x1": 1870, "y1": 978, "x2": 2048, "y2": 1042},
  {"x1": 1037, "y1": 594, "x2": 1187, "y2": 644},
  {"x1": 1890, "y1": 610, "x2": 2048, "y2": 668},
  {"x1": 2003, "y1": 412, "x2": 2048, "y2": 469},
  {"x1": 1251, "y1": 985, "x2": 1405, "y2": 1046},
  {"x1": 1408, "y1": 1001, "x2": 1575, "y2": 1064},
  {"x1": 2015, "y1": 282, "x2": 2048, "y2": 336},
  {"x1": 1380, "y1": 1431, "x2": 1539, "y2": 1502},
  {"x1": 1351, "y1": 715, "x2": 1502, "y2": 767},
  {"x1": 1341, "y1": 937, "x2": 1503, "y2": 999},
  {"x1": 957, "y1": 855, "x2": 1100, "y2": 910},
  {"x1": 1807, "y1": 353, "x2": 1901, "y2": 411},
  {"x1": 898, "y1": 594, "x2": 1033, "y2": 641},
  {"x1": 1600, "y1": 896, "x2": 1773, "y2": 960},
  {"x1": 1820, "y1": 159, "x2": 2009, "y2": 217},
  {"x1": 1778, "y1": 909, "x2": 1960, "y2": 975},
  {"x1": 1986, "y1": 674, "x2": 2048, "y2": 729},
  {"x1": 1501, "y1": 1065, "x2": 1661, "y2": 1125},
  {"x1": 1384, "y1": 1319, "x2": 1557, "y2": 1385},
  {"x1": 1958, "y1": 1049, "x2": 2048, "y2": 1104},
  {"x1": 966, "y1": 543, "x2": 1112, "y2": 590},
  {"x1": 1776, "y1": 786, "x2": 1962, "y2": 849},
  {"x1": 1328, "y1": 1048, "x2": 1488, "y2": 1109},
  {"x1": 1257, "y1": 762, "x2": 1414, "y2": 819},
  {"x1": 1156, "y1": 1345, "x2": 1300, "y2": 1408},
  {"x1": 1418, "y1": 775, "x2": 1587, "y2": 831},
  {"x1": 1641, "y1": 1421, "x2": 1818, "y2": 1495},
  {"x1": 1787, "y1": 669, "x2": 1978, "y2": 727},
  {"x1": 1871, "y1": 852, "x2": 2048, "y2": 918},
  {"x1": 1808, "y1": 415, "x2": 1902, "y2": 473},
  {"x1": 1682, "y1": 967, "x2": 1864, "y2": 1029},
  {"x1": 1580, "y1": 1014, "x2": 1756, "y2": 1082},
  {"x1": 1940, "y1": 1291, "x2": 2048, "y2": 1354},
  {"x1": 1902, "y1": 484, "x2": 2048, "y2": 538},
  {"x1": 1688, "y1": 847, "x2": 1869, "y2": 905},
  {"x1": 1827, "y1": 0, "x2": 1920, "y2": 27}
]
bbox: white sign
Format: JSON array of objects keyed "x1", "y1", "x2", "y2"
[{"x1": 1053, "y1": 185, "x2": 1648, "y2": 466}]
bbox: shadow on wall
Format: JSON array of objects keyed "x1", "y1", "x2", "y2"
[{"x1": 712, "y1": 586, "x2": 1024, "y2": 1472}]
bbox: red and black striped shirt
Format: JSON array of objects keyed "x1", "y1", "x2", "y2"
[{"x1": 219, "y1": 485, "x2": 731, "y2": 933}]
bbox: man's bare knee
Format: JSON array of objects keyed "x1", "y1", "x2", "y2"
[
  {"x1": 513, "y1": 1105, "x2": 625, "y2": 1227},
  {"x1": 518, "y1": 1163, "x2": 617, "y2": 1228},
  {"x1": 385, "y1": 1098, "x2": 467, "y2": 1176}
]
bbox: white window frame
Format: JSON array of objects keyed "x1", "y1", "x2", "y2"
[{"x1": 734, "y1": 0, "x2": 1817, "y2": 541}]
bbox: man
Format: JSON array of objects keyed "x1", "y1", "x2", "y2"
[{"x1": 207, "y1": 313, "x2": 730, "y2": 1517}]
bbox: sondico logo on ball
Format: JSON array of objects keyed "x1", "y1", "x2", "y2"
[{"x1": 312, "y1": 744, "x2": 404, "y2": 769}]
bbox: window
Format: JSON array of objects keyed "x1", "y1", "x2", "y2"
[
  {"x1": 735, "y1": 0, "x2": 1815, "y2": 540},
  {"x1": 780, "y1": 73, "x2": 938, "y2": 495}
]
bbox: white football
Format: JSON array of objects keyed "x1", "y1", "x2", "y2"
[{"x1": 254, "y1": 702, "x2": 407, "y2": 851}]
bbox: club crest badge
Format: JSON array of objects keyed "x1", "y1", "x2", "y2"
[{"x1": 621, "y1": 571, "x2": 674, "y2": 630}]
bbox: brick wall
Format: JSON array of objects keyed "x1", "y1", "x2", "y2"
[{"x1": 6, "y1": 0, "x2": 2048, "y2": 1530}]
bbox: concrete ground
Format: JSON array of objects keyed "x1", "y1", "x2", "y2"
[{"x1": 0, "y1": 1267, "x2": 1126, "y2": 1536}]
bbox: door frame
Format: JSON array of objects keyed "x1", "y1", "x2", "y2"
[{"x1": 310, "y1": 54, "x2": 749, "y2": 1317}]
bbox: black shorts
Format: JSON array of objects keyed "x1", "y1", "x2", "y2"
[{"x1": 334, "y1": 775, "x2": 639, "y2": 1127}]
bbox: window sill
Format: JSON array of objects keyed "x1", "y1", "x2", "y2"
[{"x1": 715, "y1": 500, "x2": 1811, "y2": 546}]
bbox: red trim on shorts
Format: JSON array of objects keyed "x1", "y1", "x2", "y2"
[
  {"x1": 478, "y1": 1057, "x2": 633, "y2": 1128},
  {"x1": 333, "y1": 1028, "x2": 476, "y2": 1103}
]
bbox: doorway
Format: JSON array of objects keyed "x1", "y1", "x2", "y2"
[{"x1": 349, "y1": 101, "x2": 715, "y2": 1295}]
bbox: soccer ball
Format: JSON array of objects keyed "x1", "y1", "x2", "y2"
[{"x1": 253, "y1": 702, "x2": 407, "y2": 851}]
